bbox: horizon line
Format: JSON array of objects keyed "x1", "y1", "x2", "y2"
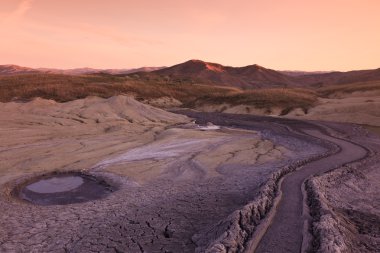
[{"x1": 1, "y1": 59, "x2": 379, "y2": 73}]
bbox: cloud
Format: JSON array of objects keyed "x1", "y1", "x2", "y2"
[{"x1": 2, "y1": 0, "x2": 34, "y2": 24}]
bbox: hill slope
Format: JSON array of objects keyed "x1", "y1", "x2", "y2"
[
  {"x1": 0, "y1": 65, "x2": 163, "y2": 76},
  {"x1": 39, "y1": 66, "x2": 164, "y2": 75},
  {"x1": 0, "y1": 65, "x2": 39, "y2": 75},
  {"x1": 151, "y1": 60, "x2": 380, "y2": 89},
  {"x1": 296, "y1": 68, "x2": 380, "y2": 87},
  {"x1": 3, "y1": 61, "x2": 380, "y2": 89},
  {"x1": 150, "y1": 60, "x2": 299, "y2": 88}
]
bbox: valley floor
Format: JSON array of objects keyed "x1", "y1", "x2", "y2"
[{"x1": 0, "y1": 96, "x2": 379, "y2": 252}]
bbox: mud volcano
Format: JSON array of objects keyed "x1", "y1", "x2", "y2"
[{"x1": 17, "y1": 172, "x2": 115, "y2": 205}]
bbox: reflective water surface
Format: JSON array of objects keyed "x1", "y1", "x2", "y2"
[
  {"x1": 26, "y1": 176, "x2": 84, "y2": 193},
  {"x1": 19, "y1": 173, "x2": 115, "y2": 205}
]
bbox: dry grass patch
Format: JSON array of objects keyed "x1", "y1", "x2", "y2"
[
  {"x1": 0, "y1": 73, "x2": 318, "y2": 112},
  {"x1": 0, "y1": 73, "x2": 125, "y2": 102},
  {"x1": 193, "y1": 88, "x2": 317, "y2": 112},
  {"x1": 0, "y1": 73, "x2": 236, "y2": 104},
  {"x1": 361, "y1": 125, "x2": 380, "y2": 137},
  {"x1": 318, "y1": 81, "x2": 380, "y2": 98}
]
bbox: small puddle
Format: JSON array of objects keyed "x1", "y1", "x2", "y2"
[
  {"x1": 197, "y1": 124, "x2": 221, "y2": 130},
  {"x1": 17, "y1": 172, "x2": 115, "y2": 206},
  {"x1": 26, "y1": 176, "x2": 84, "y2": 193}
]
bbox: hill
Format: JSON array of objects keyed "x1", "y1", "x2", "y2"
[
  {"x1": 0, "y1": 65, "x2": 163, "y2": 76},
  {"x1": 3, "y1": 61, "x2": 380, "y2": 90},
  {"x1": 0, "y1": 65, "x2": 39, "y2": 75},
  {"x1": 1, "y1": 60, "x2": 380, "y2": 127},
  {"x1": 146, "y1": 60, "x2": 299, "y2": 88},
  {"x1": 134, "y1": 60, "x2": 380, "y2": 89},
  {"x1": 0, "y1": 69, "x2": 379, "y2": 126},
  {"x1": 280, "y1": 71, "x2": 332, "y2": 76},
  {"x1": 296, "y1": 68, "x2": 380, "y2": 87},
  {"x1": 39, "y1": 66, "x2": 164, "y2": 75}
]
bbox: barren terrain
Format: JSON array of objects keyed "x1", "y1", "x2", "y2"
[
  {"x1": 0, "y1": 96, "x2": 314, "y2": 252},
  {"x1": 0, "y1": 96, "x2": 378, "y2": 252},
  {"x1": 0, "y1": 62, "x2": 379, "y2": 252}
]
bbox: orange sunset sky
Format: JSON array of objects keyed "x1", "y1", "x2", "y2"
[{"x1": 1, "y1": 0, "x2": 379, "y2": 71}]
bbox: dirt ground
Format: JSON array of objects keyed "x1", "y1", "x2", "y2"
[
  {"x1": 307, "y1": 122, "x2": 380, "y2": 253},
  {"x1": 195, "y1": 93, "x2": 380, "y2": 127},
  {"x1": 0, "y1": 96, "x2": 323, "y2": 252},
  {"x1": 0, "y1": 96, "x2": 378, "y2": 252}
]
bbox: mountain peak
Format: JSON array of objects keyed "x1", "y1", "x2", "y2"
[
  {"x1": 152, "y1": 60, "x2": 298, "y2": 88},
  {"x1": 242, "y1": 64, "x2": 266, "y2": 70},
  {"x1": 188, "y1": 59, "x2": 205, "y2": 63},
  {"x1": 180, "y1": 60, "x2": 225, "y2": 72}
]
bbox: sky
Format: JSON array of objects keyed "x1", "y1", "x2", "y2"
[{"x1": 0, "y1": 0, "x2": 379, "y2": 71}]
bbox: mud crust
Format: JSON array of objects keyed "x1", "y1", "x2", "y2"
[
  {"x1": 305, "y1": 124, "x2": 375, "y2": 253},
  {"x1": 196, "y1": 123, "x2": 340, "y2": 253}
]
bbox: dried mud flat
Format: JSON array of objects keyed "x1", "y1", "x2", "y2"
[
  {"x1": 0, "y1": 96, "x2": 379, "y2": 253},
  {"x1": 306, "y1": 122, "x2": 380, "y2": 253}
]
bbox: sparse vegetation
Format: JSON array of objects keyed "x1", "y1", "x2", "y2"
[
  {"x1": 0, "y1": 73, "x2": 318, "y2": 111},
  {"x1": 362, "y1": 125, "x2": 380, "y2": 137},
  {"x1": 2, "y1": 73, "x2": 378, "y2": 115},
  {"x1": 0, "y1": 73, "x2": 235, "y2": 104},
  {"x1": 317, "y1": 81, "x2": 380, "y2": 97},
  {"x1": 192, "y1": 88, "x2": 318, "y2": 112},
  {"x1": 0, "y1": 74, "x2": 123, "y2": 102}
]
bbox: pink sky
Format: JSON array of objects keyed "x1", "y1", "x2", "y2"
[{"x1": 1, "y1": 0, "x2": 379, "y2": 71}]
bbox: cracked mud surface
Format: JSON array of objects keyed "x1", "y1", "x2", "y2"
[
  {"x1": 254, "y1": 129, "x2": 367, "y2": 253},
  {"x1": 0, "y1": 97, "x2": 378, "y2": 252},
  {"x1": 178, "y1": 112, "x2": 380, "y2": 253},
  {"x1": 307, "y1": 123, "x2": 380, "y2": 253},
  {"x1": 0, "y1": 97, "x2": 325, "y2": 252}
]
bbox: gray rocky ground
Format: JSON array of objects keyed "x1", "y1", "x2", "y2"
[{"x1": 0, "y1": 98, "x2": 379, "y2": 252}]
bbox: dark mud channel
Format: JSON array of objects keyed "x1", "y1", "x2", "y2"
[{"x1": 16, "y1": 172, "x2": 115, "y2": 205}]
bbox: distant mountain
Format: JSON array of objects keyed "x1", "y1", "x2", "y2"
[
  {"x1": 38, "y1": 67, "x2": 102, "y2": 75},
  {"x1": 38, "y1": 67, "x2": 164, "y2": 75},
  {"x1": 107, "y1": 67, "x2": 164, "y2": 75},
  {"x1": 0, "y1": 65, "x2": 164, "y2": 76},
  {"x1": 295, "y1": 68, "x2": 380, "y2": 87},
  {"x1": 280, "y1": 71, "x2": 333, "y2": 77},
  {"x1": 0, "y1": 65, "x2": 39, "y2": 75},
  {"x1": 150, "y1": 60, "x2": 380, "y2": 88},
  {"x1": 149, "y1": 60, "x2": 299, "y2": 88},
  {"x1": 2, "y1": 62, "x2": 380, "y2": 89}
]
